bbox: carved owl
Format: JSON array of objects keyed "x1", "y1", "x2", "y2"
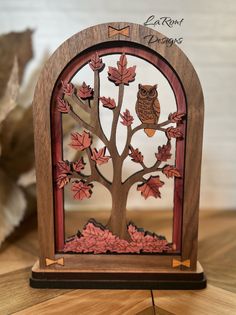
[{"x1": 135, "y1": 84, "x2": 160, "y2": 137}]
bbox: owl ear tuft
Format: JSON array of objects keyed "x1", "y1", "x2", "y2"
[
  {"x1": 138, "y1": 84, "x2": 142, "y2": 89},
  {"x1": 153, "y1": 84, "x2": 157, "y2": 89}
]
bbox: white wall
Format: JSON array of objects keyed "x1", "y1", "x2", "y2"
[{"x1": 0, "y1": 0, "x2": 235, "y2": 209}]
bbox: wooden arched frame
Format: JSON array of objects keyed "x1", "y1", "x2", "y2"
[
  {"x1": 51, "y1": 45, "x2": 186, "y2": 253},
  {"x1": 33, "y1": 22, "x2": 204, "y2": 271}
]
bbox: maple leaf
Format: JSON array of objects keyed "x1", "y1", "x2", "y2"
[
  {"x1": 61, "y1": 81, "x2": 74, "y2": 96},
  {"x1": 99, "y1": 96, "x2": 116, "y2": 109},
  {"x1": 120, "y1": 109, "x2": 134, "y2": 126},
  {"x1": 56, "y1": 173, "x2": 70, "y2": 189},
  {"x1": 168, "y1": 112, "x2": 186, "y2": 123},
  {"x1": 166, "y1": 127, "x2": 183, "y2": 139},
  {"x1": 72, "y1": 181, "x2": 93, "y2": 200},
  {"x1": 129, "y1": 145, "x2": 143, "y2": 163},
  {"x1": 91, "y1": 147, "x2": 111, "y2": 165},
  {"x1": 56, "y1": 97, "x2": 70, "y2": 113},
  {"x1": 72, "y1": 158, "x2": 86, "y2": 173},
  {"x1": 137, "y1": 176, "x2": 164, "y2": 200},
  {"x1": 70, "y1": 131, "x2": 92, "y2": 151},
  {"x1": 56, "y1": 160, "x2": 71, "y2": 174},
  {"x1": 77, "y1": 82, "x2": 93, "y2": 99},
  {"x1": 55, "y1": 160, "x2": 71, "y2": 189},
  {"x1": 108, "y1": 53, "x2": 136, "y2": 85},
  {"x1": 89, "y1": 52, "x2": 104, "y2": 71},
  {"x1": 162, "y1": 165, "x2": 181, "y2": 178},
  {"x1": 155, "y1": 141, "x2": 172, "y2": 162}
]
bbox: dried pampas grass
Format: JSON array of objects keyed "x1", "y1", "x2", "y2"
[
  {"x1": 0, "y1": 30, "x2": 34, "y2": 246},
  {"x1": 0, "y1": 30, "x2": 89, "y2": 247}
]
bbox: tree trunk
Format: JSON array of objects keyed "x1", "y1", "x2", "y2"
[
  {"x1": 106, "y1": 146, "x2": 130, "y2": 240},
  {"x1": 107, "y1": 188, "x2": 130, "y2": 240}
]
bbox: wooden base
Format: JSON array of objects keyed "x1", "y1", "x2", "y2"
[{"x1": 30, "y1": 261, "x2": 206, "y2": 290}]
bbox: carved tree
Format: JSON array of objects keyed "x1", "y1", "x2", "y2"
[{"x1": 55, "y1": 52, "x2": 185, "y2": 241}]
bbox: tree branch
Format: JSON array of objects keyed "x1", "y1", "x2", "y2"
[
  {"x1": 87, "y1": 147, "x2": 112, "y2": 192},
  {"x1": 67, "y1": 104, "x2": 110, "y2": 149},
  {"x1": 92, "y1": 70, "x2": 110, "y2": 148},
  {"x1": 65, "y1": 72, "x2": 112, "y2": 193},
  {"x1": 158, "y1": 119, "x2": 172, "y2": 128},
  {"x1": 131, "y1": 121, "x2": 169, "y2": 136},
  {"x1": 120, "y1": 119, "x2": 171, "y2": 162},
  {"x1": 123, "y1": 160, "x2": 162, "y2": 189},
  {"x1": 120, "y1": 125, "x2": 132, "y2": 160},
  {"x1": 66, "y1": 94, "x2": 90, "y2": 113},
  {"x1": 110, "y1": 83, "x2": 124, "y2": 155},
  {"x1": 66, "y1": 80, "x2": 112, "y2": 151},
  {"x1": 68, "y1": 172, "x2": 89, "y2": 180},
  {"x1": 68, "y1": 106, "x2": 94, "y2": 133},
  {"x1": 69, "y1": 147, "x2": 112, "y2": 193},
  {"x1": 93, "y1": 71, "x2": 99, "y2": 112},
  {"x1": 92, "y1": 166, "x2": 112, "y2": 192}
]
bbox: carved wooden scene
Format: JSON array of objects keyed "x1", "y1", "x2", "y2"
[
  {"x1": 30, "y1": 22, "x2": 206, "y2": 289},
  {"x1": 54, "y1": 52, "x2": 184, "y2": 255}
]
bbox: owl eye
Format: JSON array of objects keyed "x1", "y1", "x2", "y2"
[
  {"x1": 149, "y1": 89, "x2": 156, "y2": 97},
  {"x1": 141, "y1": 89, "x2": 147, "y2": 95}
]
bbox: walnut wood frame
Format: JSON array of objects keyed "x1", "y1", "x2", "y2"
[{"x1": 31, "y1": 22, "x2": 205, "y2": 289}]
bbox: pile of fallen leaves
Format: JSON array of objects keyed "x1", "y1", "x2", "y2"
[{"x1": 63, "y1": 220, "x2": 171, "y2": 254}]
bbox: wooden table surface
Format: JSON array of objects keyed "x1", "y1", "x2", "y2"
[{"x1": 0, "y1": 210, "x2": 236, "y2": 315}]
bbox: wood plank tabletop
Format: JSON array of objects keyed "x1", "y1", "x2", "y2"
[{"x1": 0, "y1": 210, "x2": 236, "y2": 315}]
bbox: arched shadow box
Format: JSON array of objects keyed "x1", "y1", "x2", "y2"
[{"x1": 30, "y1": 22, "x2": 206, "y2": 289}]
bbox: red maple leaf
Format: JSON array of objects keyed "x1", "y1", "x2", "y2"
[
  {"x1": 168, "y1": 112, "x2": 186, "y2": 123},
  {"x1": 99, "y1": 96, "x2": 116, "y2": 109},
  {"x1": 137, "y1": 176, "x2": 164, "y2": 199},
  {"x1": 120, "y1": 109, "x2": 134, "y2": 126},
  {"x1": 155, "y1": 141, "x2": 172, "y2": 161},
  {"x1": 72, "y1": 181, "x2": 93, "y2": 200},
  {"x1": 108, "y1": 53, "x2": 136, "y2": 85},
  {"x1": 166, "y1": 127, "x2": 183, "y2": 139},
  {"x1": 91, "y1": 147, "x2": 110, "y2": 165},
  {"x1": 129, "y1": 145, "x2": 143, "y2": 163},
  {"x1": 56, "y1": 173, "x2": 70, "y2": 189},
  {"x1": 56, "y1": 97, "x2": 70, "y2": 113},
  {"x1": 77, "y1": 82, "x2": 93, "y2": 99},
  {"x1": 72, "y1": 158, "x2": 86, "y2": 173},
  {"x1": 162, "y1": 165, "x2": 181, "y2": 178},
  {"x1": 55, "y1": 160, "x2": 71, "y2": 189},
  {"x1": 70, "y1": 131, "x2": 92, "y2": 151},
  {"x1": 56, "y1": 160, "x2": 71, "y2": 174},
  {"x1": 61, "y1": 81, "x2": 74, "y2": 96},
  {"x1": 89, "y1": 52, "x2": 104, "y2": 71}
]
